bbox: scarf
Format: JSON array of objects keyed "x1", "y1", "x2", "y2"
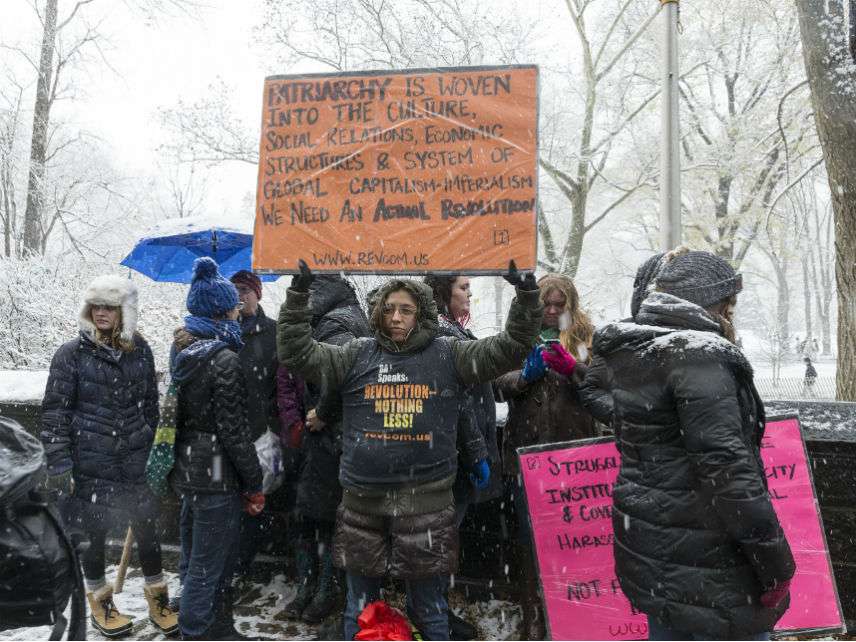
[{"x1": 183, "y1": 315, "x2": 244, "y2": 351}]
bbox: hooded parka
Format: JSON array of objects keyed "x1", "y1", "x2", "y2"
[
  {"x1": 277, "y1": 278, "x2": 542, "y2": 578},
  {"x1": 599, "y1": 292, "x2": 795, "y2": 638}
]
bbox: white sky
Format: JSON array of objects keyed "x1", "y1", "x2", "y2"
[{"x1": 2, "y1": 0, "x2": 273, "y2": 212}]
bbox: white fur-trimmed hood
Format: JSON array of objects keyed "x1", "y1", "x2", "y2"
[{"x1": 79, "y1": 275, "x2": 139, "y2": 342}]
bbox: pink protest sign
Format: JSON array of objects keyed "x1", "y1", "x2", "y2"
[{"x1": 517, "y1": 416, "x2": 844, "y2": 640}]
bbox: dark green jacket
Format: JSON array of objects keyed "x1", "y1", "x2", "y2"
[{"x1": 277, "y1": 278, "x2": 543, "y2": 515}]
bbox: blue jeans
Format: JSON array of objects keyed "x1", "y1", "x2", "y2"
[
  {"x1": 178, "y1": 493, "x2": 242, "y2": 638},
  {"x1": 343, "y1": 573, "x2": 449, "y2": 641},
  {"x1": 648, "y1": 620, "x2": 770, "y2": 641}
]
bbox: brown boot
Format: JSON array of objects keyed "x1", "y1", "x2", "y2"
[
  {"x1": 144, "y1": 581, "x2": 179, "y2": 635},
  {"x1": 86, "y1": 585, "x2": 133, "y2": 638}
]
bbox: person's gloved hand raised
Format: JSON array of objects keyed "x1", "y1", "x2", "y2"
[
  {"x1": 290, "y1": 259, "x2": 313, "y2": 293},
  {"x1": 469, "y1": 459, "x2": 490, "y2": 491},
  {"x1": 503, "y1": 260, "x2": 538, "y2": 291},
  {"x1": 242, "y1": 491, "x2": 265, "y2": 516},
  {"x1": 542, "y1": 342, "x2": 577, "y2": 377},
  {"x1": 760, "y1": 578, "x2": 791, "y2": 609},
  {"x1": 521, "y1": 345, "x2": 547, "y2": 383}
]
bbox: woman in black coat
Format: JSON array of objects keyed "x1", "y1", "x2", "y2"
[
  {"x1": 599, "y1": 251, "x2": 794, "y2": 640},
  {"x1": 41, "y1": 275, "x2": 178, "y2": 637}
]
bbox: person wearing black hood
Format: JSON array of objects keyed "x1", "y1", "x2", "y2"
[
  {"x1": 170, "y1": 257, "x2": 263, "y2": 640},
  {"x1": 228, "y1": 270, "x2": 291, "y2": 590},
  {"x1": 596, "y1": 250, "x2": 794, "y2": 640},
  {"x1": 283, "y1": 274, "x2": 371, "y2": 624}
]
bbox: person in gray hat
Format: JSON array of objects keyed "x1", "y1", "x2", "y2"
[{"x1": 592, "y1": 249, "x2": 794, "y2": 640}]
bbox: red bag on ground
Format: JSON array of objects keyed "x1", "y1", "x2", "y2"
[{"x1": 355, "y1": 600, "x2": 413, "y2": 641}]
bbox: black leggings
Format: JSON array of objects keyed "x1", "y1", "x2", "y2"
[{"x1": 82, "y1": 518, "x2": 163, "y2": 581}]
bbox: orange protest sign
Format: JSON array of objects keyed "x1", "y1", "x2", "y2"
[{"x1": 252, "y1": 65, "x2": 539, "y2": 274}]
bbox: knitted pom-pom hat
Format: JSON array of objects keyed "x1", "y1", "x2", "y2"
[
  {"x1": 186, "y1": 257, "x2": 239, "y2": 318},
  {"x1": 655, "y1": 250, "x2": 743, "y2": 309}
]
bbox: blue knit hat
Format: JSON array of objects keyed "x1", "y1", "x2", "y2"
[{"x1": 186, "y1": 257, "x2": 239, "y2": 317}]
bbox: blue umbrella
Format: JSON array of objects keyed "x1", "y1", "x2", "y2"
[{"x1": 121, "y1": 217, "x2": 279, "y2": 283}]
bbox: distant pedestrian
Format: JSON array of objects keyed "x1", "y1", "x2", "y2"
[{"x1": 803, "y1": 357, "x2": 818, "y2": 397}]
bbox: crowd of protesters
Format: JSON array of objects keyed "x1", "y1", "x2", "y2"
[{"x1": 36, "y1": 248, "x2": 794, "y2": 641}]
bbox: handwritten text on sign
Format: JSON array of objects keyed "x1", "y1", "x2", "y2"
[
  {"x1": 517, "y1": 418, "x2": 843, "y2": 640},
  {"x1": 252, "y1": 65, "x2": 538, "y2": 274}
]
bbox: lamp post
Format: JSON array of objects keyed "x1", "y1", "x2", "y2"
[{"x1": 659, "y1": 0, "x2": 681, "y2": 251}]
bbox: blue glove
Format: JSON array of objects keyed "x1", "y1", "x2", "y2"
[
  {"x1": 469, "y1": 459, "x2": 490, "y2": 490},
  {"x1": 521, "y1": 345, "x2": 546, "y2": 383}
]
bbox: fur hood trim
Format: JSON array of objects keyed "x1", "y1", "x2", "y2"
[{"x1": 79, "y1": 275, "x2": 139, "y2": 342}]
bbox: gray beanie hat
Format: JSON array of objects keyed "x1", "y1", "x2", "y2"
[{"x1": 655, "y1": 250, "x2": 743, "y2": 309}]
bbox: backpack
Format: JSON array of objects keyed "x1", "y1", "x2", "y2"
[{"x1": 0, "y1": 415, "x2": 86, "y2": 640}]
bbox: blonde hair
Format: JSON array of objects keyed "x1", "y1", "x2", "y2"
[
  {"x1": 93, "y1": 307, "x2": 136, "y2": 353},
  {"x1": 537, "y1": 274, "x2": 594, "y2": 363}
]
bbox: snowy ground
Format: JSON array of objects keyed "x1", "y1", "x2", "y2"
[
  {"x1": 0, "y1": 565, "x2": 523, "y2": 641},
  {"x1": 0, "y1": 370, "x2": 48, "y2": 403}
]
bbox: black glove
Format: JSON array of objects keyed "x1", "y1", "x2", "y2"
[
  {"x1": 503, "y1": 259, "x2": 537, "y2": 291},
  {"x1": 291, "y1": 259, "x2": 314, "y2": 293}
]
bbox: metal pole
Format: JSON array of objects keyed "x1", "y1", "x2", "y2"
[{"x1": 659, "y1": 0, "x2": 681, "y2": 251}]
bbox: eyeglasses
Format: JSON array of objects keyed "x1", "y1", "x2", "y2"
[{"x1": 382, "y1": 304, "x2": 417, "y2": 317}]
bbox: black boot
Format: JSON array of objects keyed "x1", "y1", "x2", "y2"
[
  {"x1": 210, "y1": 587, "x2": 260, "y2": 641},
  {"x1": 284, "y1": 544, "x2": 317, "y2": 619},
  {"x1": 301, "y1": 546, "x2": 340, "y2": 624},
  {"x1": 448, "y1": 609, "x2": 477, "y2": 640}
]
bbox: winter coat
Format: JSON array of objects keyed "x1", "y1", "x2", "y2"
[
  {"x1": 169, "y1": 330, "x2": 263, "y2": 495},
  {"x1": 577, "y1": 354, "x2": 615, "y2": 426},
  {"x1": 598, "y1": 292, "x2": 795, "y2": 638},
  {"x1": 294, "y1": 277, "x2": 371, "y2": 523},
  {"x1": 436, "y1": 316, "x2": 501, "y2": 503},
  {"x1": 40, "y1": 332, "x2": 159, "y2": 519},
  {"x1": 237, "y1": 306, "x2": 280, "y2": 442},
  {"x1": 277, "y1": 278, "x2": 542, "y2": 577},
  {"x1": 496, "y1": 360, "x2": 598, "y2": 477}
]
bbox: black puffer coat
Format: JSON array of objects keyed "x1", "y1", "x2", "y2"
[
  {"x1": 40, "y1": 332, "x2": 159, "y2": 517},
  {"x1": 169, "y1": 331, "x2": 262, "y2": 495},
  {"x1": 296, "y1": 277, "x2": 371, "y2": 522},
  {"x1": 437, "y1": 316, "x2": 500, "y2": 503},
  {"x1": 238, "y1": 306, "x2": 279, "y2": 442},
  {"x1": 598, "y1": 292, "x2": 795, "y2": 638}
]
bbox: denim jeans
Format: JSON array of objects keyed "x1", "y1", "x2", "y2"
[
  {"x1": 648, "y1": 620, "x2": 771, "y2": 641},
  {"x1": 178, "y1": 492, "x2": 242, "y2": 638},
  {"x1": 343, "y1": 573, "x2": 449, "y2": 641}
]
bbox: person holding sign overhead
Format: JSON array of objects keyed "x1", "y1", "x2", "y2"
[
  {"x1": 595, "y1": 249, "x2": 795, "y2": 640},
  {"x1": 276, "y1": 259, "x2": 542, "y2": 641}
]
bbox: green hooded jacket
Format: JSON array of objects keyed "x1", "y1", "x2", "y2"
[{"x1": 276, "y1": 278, "x2": 543, "y2": 514}]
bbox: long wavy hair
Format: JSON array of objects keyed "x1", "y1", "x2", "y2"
[
  {"x1": 93, "y1": 308, "x2": 136, "y2": 353},
  {"x1": 537, "y1": 274, "x2": 594, "y2": 363}
]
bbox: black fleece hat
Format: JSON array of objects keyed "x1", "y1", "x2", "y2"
[{"x1": 655, "y1": 250, "x2": 743, "y2": 309}]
